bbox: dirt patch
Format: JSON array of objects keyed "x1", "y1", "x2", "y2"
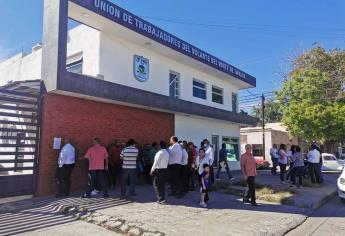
[{"x1": 213, "y1": 180, "x2": 296, "y2": 206}]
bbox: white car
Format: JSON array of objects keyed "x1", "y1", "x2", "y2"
[
  {"x1": 321, "y1": 153, "x2": 344, "y2": 172},
  {"x1": 337, "y1": 168, "x2": 345, "y2": 203}
]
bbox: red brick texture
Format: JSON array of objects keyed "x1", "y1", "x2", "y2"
[{"x1": 36, "y1": 93, "x2": 174, "y2": 196}]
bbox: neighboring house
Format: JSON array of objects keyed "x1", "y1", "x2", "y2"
[
  {"x1": 240, "y1": 123, "x2": 303, "y2": 163},
  {"x1": 0, "y1": 0, "x2": 256, "y2": 196}
]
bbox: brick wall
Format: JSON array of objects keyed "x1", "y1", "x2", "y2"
[{"x1": 36, "y1": 93, "x2": 174, "y2": 196}]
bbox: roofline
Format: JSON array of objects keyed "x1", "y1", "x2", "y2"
[{"x1": 69, "y1": 0, "x2": 256, "y2": 87}]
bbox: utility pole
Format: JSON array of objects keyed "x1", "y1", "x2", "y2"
[{"x1": 261, "y1": 94, "x2": 266, "y2": 160}]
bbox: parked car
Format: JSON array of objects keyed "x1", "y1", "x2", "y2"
[
  {"x1": 254, "y1": 157, "x2": 270, "y2": 169},
  {"x1": 321, "y1": 153, "x2": 344, "y2": 172},
  {"x1": 337, "y1": 167, "x2": 345, "y2": 203}
]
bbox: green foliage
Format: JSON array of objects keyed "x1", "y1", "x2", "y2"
[
  {"x1": 277, "y1": 46, "x2": 345, "y2": 142},
  {"x1": 251, "y1": 98, "x2": 282, "y2": 124}
]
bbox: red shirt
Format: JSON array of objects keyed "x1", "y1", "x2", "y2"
[
  {"x1": 108, "y1": 146, "x2": 122, "y2": 165},
  {"x1": 85, "y1": 144, "x2": 108, "y2": 170},
  {"x1": 240, "y1": 152, "x2": 257, "y2": 177},
  {"x1": 188, "y1": 148, "x2": 197, "y2": 167}
]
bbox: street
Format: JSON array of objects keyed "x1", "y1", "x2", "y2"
[{"x1": 287, "y1": 197, "x2": 345, "y2": 236}]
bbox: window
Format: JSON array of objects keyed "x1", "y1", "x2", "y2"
[
  {"x1": 212, "y1": 86, "x2": 223, "y2": 104},
  {"x1": 66, "y1": 52, "x2": 83, "y2": 74},
  {"x1": 323, "y1": 155, "x2": 336, "y2": 161},
  {"x1": 252, "y1": 144, "x2": 263, "y2": 157},
  {"x1": 193, "y1": 79, "x2": 206, "y2": 99},
  {"x1": 169, "y1": 71, "x2": 180, "y2": 99},
  {"x1": 232, "y1": 93, "x2": 238, "y2": 112}
]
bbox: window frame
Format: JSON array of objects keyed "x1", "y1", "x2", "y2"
[
  {"x1": 193, "y1": 79, "x2": 207, "y2": 100},
  {"x1": 212, "y1": 85, "x2": 224, "y2": 104},
  {"x1": 169, "y1": 70, "x2": 180, "y2": 99},
  {"x1": 232, "y1": 92, "x2": 238, "y2": 113}
]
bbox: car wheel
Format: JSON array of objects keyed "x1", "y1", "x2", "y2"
[{"x1": 341, "y1": 198, "x2": 345, "y2": 204}]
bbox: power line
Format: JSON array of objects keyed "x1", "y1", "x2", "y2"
[{"x1": 141, "y1": 16, "x2": 345, "y2": 38}]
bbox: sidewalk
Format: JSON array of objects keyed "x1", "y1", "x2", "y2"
[
  {"x1": 224, "y1": 170, "x2": 338, "y2": 209},
  {"x1": 0, "y1": 170, "x2": 339, "y2": 236}
]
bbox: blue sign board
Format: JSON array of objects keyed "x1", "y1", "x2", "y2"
[{"x1": 70, "y1": 0, "x2": 256, "y2": 87}]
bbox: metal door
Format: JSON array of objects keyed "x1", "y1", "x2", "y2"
[{"x1": 0, "y1": 81, "x2": 41, "y2": 197}]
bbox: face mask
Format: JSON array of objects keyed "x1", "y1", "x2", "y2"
[{"x1": 204, "y1": 144, "x2": 208, "y2": 148}]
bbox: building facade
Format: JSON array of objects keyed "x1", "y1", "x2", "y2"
[{"x1": 0, "y1": 0, "x2": 256, "y2": 196}]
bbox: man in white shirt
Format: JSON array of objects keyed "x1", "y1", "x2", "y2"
[
  {"x1": 168, "y1": 136, "x2": 183, "y2": 197},
  {"x1": 307, "y1": 144, "x2": 321, "y2": 183},
  {"x1": 150, "y1": 141, "x2": 169, "y2": 204},
  {"x1": 180, "y1": 142, "x2": 189, "y2": 195},
  {"x1": 56, "y1": 138, "x2": 75, "y2": 197},
  {"x1": 203, "y1": 139, "x2": 215, "y2": 184},
  {"x1": 270, "y1": 144, "x2": 279, "y2": 174}
]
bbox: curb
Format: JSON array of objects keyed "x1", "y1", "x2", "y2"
[{"x1": 311, "y1": 189, "x2": 337, "y2": 211}]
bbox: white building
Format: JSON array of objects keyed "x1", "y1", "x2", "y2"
[{"x1": 0, "y1": 0, "x2": 257, "y2": 196}]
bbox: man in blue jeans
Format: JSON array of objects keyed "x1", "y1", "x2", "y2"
[
  {"x1": 216, "y1": 143, "x2": 234, "y2": 180},
  {"x1": 120, "y1": 139, "x2": 139, "y2": 198}
]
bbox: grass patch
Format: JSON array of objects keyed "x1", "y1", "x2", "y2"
[
  {"x1": 214, "y1": 180, "x2": 297, "y2": 205},
  {"x1": 256, "y1": 185, "x2": 295, "y2": 205},
  {"x1": 302, "y1": 179, "x2": 323, "y2": 188}
]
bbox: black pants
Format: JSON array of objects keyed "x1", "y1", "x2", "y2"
[
  {"x1": 291, "y1": 166, "x2": 304, "y2": 186},
  {"x1": 56, "y1": 164, "x2": 75, "y2": 196},
  {"x1": 180, "y1": 165, "x2": 189, "y2": 194},
  {"x1": 85, "y1": 170, "x2": 108, "y2": 196},
  {"x1": 188, "y1": 167, "x2": 195, "y2": 189},
  {"x1": 286, "y1": 162, "x2": 294, "y2": 180},
  {"x1": 153, "y1": 169, "x2": 167, "y2": 201},
  {"x1": 279, "y1": 163, "x2": 287, "y2": 181},
  {"x1": 109, "y1": 163, "x2": 122, "y2": 187},
  {"x1": 271, "y1": 158, "x2": 278, "y2": 174},
  {"x1": 308, "y1": 163, "x2": 321, "y2": 183},
  {"x1": 245, "y1": 176, "x2": 256, "y2": 203},
  {"x1": 143, "y1": 164, "x2": 153, "y2": 185},
  {"x1": 169, "y1": 164, "x2": 182, "y2": 195}
]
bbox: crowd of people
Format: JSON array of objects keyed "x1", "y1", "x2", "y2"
[
  {"x1": 55, "y1": 136, "x2": 237, "y2": 208},
  {"x1": 270, "y1": 142, "x2": 324, "y2": 188}
]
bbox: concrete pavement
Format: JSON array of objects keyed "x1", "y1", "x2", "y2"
[
  {"x1": 286, "y1": 197, "x2": 345, "y2": 236},
  {"x1": 0, "y1": 170, "x2": 340, "y2": 236}
]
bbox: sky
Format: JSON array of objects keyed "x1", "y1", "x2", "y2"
[{"x1": 0, "y1": 0, "x2": 344, "y2": 105}]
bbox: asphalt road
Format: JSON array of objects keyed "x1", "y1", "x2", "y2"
[{"x1": 286, "y1": 196, "x2": 345, "y2": 236}]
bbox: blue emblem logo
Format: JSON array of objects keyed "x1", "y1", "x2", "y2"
[{"x1": 134, "y1": 55, "x2": 149, "y2": 82}]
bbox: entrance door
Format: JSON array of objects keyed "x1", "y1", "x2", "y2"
[
  {"x1": 211, "y1": 135, "x2": 219, "y2": 167},
  {"x1": 0, "y1": 81, "x2": 41, "y2": 197}
]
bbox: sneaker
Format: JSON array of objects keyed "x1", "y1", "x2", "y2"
[
  {"x1": 243, "y1": 197, "x2": 250, "y2": 203},
  {"x1": 200, "y1": 202, "x2": 207, "y2": 208},
  {"x1": 81, "y1": 193, "x2": 90, "y2": 198},
  {"x1": 158, "y1": 200, "x2": 166, "y2": 205},
  {"x1": 251, "y1": 202, "x2": 259, "y2": 207},
  {"x1": 290, "y1": 184, "x2": 297, "y2": 188},
  {"x1": 229, "y1": 177, "x2": 235, "y2": 181},
  {"x1": 91, "y1": 190, "x2": 99, "y2": 196}
]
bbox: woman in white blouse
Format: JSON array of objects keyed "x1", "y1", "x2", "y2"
[{"x1": 278, "y1": 144, "x2": 288, "y2": 184}]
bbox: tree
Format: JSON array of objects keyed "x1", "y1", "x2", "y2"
[
  {"x1": 276, "y1": 46, "x2": 345, "y2": 145},
  {"x1": 251, "y1": 98, "x2": 282, "y2": 124}
]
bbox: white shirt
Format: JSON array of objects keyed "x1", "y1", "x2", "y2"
[
  {"x1": 58, "y1": 143, "x2": 75, "y2": 167},
  {"x1": 151, "y1": 149, "x2": 169, "y2": 171},
  {"x1": 307, "y1": 149, "x2": 320, "y2": 163},
  {"x1": 196, "y1": 156, "x2": 210, "y2": 175},
  {"x1": 168, "y1": 143, "x2": 182, "y2": 165},
  {"x1": 205, "y1": 145, "x2": 214, "y2": 165},
  {"x1": 181, "y1": 149, "x2": 188, "y2": 165},
  {"x1": 270, "y1": 148, "x2": 279, "y2": 159},
  {"x1": 278, "y1": 149, "x2": 288, "y2": 165}
]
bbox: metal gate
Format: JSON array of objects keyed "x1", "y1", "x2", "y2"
[{"x1": 0, "y1": 80, "x2": 41, "y2": 197}]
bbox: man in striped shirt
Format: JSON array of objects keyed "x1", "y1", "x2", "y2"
[{"x1": 120, "y1": 139, "x2": 139, "y2": 198}]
